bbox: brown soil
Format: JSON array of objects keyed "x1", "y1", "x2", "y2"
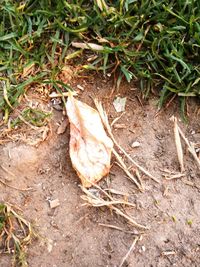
[{"x1": 0, "y1": 76, "x2": 200, "y2": 267}]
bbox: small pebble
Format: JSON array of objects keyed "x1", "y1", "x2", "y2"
[
  {"x1": 49, "y1": 199, "x2": 60, "y2": 209},
  {"x1": 141, "y1": 246, "x2": 146, "y2": 252},
  {"x1": 131, "y1": 141, "x2": 141, "y2": 148}
]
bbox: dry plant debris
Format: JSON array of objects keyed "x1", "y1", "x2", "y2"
[
  {"x1": 171, "y1": 116, "x2": 200, "y2": 171},
  {"x1": 164, "y1": 173, "x2": 185, "y2": 180},
  {"x1": 94, "y1": 99, "x2": 160, "y2": 187},
  {"x1": 80, "y1": 185, "x2": 148, "y2": 230},
  {"x1": 53, "y1": 93, "x2": 159, "y2": 190},
  {"x1": 0, "y1": 202, "x2": 35, "y2": 267},
  {"x1": 99, "y1": 223, "x2": 140, "y2": 235},
  {"x1": 172, "y1": 117, "x2": 184, "y2": 172},
  {"x1": 66, "y1": 94, "x2": 113, "y2": 188},
  {"x1": 0, "y1": 178, "x2": 33, "y2": 192},
  {"x1": 119, "y1": 236, "x2": 140, "y2": 267},
  {"x1": 56, "y1": 120, "x2": 69, "y2": 135},
  {"x1": 49, "y1": 91, "x2": 78, "y2": 98},
  {"x1": 71, "y1": 42, "x2": 104, "y2": 51},
  {"x1": 177, "y1": 126, "x2": 200, "y2": 170},
  {"x1": 113, "y1": 97, "x2": 127, "y2": 112}
]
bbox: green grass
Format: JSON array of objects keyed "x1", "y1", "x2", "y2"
[
  {"x1": 11, "y1": 107, "x2": 51, "y2": 128},
  {"x1": 0, "y1": 202, "x2": 35, "y2": 267},
  {"x1": 0, "y1": 0, "x2": 200, "y2": 120}
]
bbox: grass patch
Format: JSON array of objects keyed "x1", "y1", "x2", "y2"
[
  {"x1": 11, "y1": 107, "x2": 51, "y2": 128},
  {"x1": 0, "y1": 0, "x2": 200, "y2": 118},
  {"x1": 0, "y1": 202, "x2": 36, "y2": 266}
]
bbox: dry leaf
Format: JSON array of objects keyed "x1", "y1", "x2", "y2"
[
  {"x1": 58, "y1": 66, "x2": 74, "y2": 84},
  {"x1": 72, "y1": 42, "x2": 104, "y2": 51},
  {"x1": 113, "y1": 97, "x2": 127, "y2": 112},
  {"x1": 23, "y1": 125, "x2": 50, "y2": 146},
  {"x1": 66, "y1": 95, "x2": 113, "y2": 187},
  {"x1": 97, "y1": 37, "x2": 109, "y2": 43},
  {"x1": 22, "y1": 62, "x2": 35, "y2": 78}
]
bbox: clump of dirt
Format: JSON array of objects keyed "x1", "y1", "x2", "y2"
[{"x1": 0, "y1": 76, "x2": 200, "y2": 267}]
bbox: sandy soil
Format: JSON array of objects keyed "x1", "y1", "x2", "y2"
[{"x1": 0, "y1": 76, "x2": 200, "y2": 267}]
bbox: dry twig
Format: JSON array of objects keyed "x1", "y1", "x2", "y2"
[
  {"x1": 49, "y1": 91, "x2": 77, "y2": 98},
  {"x1": 99, "y1": 223, "x2": 140, "y2": 235},
  {"x1": 81, "y1": 186, "x2": 135, "y2": 208},
  {"x1": 164, "y1": 173, "x2": 185, "y2": 180},
  {"x1": 177, "y1": 125, "x2": 200, "y2": 170},
  {"x1": 104, "y1": 188, "x2": 129, "y2": 197},
  {"x1": 111, "y1": 112, "x2": 125, "y2": 127},
  {"x1": 80, "y1": 185, "x2": 148, "y2": 230},
  {"x1": 0, "y1": 178, "x2": 33, "y2": 191},
  {"x1": 173, "y1": 117, "x2": 184, "y2": 172},
  {"x1": 113, "y1": 149, "x2": 143, "y2": 191},
  {"x1": 72, "y1": 42, "x2": 104, "y2": 51},
  {"x1": 162, "y1": 250, "x2": 176, "y2": 256},
  {"x1": 171, "y1": 116, "x2": 200, "y2": 170},
  {"x1": 119, "y1": 236, "x2": 140, "y2": 267},
  {"x1": 94, "y1": 99, "x2": 160, "y2": 184},
  {"x1": 0, "y1": 165, "x2": 16, "y2": 178}
]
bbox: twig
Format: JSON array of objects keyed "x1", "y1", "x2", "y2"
[
  {"x1": 177, "y1": 125, "x2": 200, "y2": 170},
  {"x1": 104, "y1": 188, "x2": 129, "y2": 197},
  {"x1": 165, "y1": 173, "x2": 185, "y2": 180},
  {"x1": 49, "y1": 91, "x2": 77, "y2": 98},
  {"x1": 135, "y1": 169, "x2": 145, "y2": 191},
  {"x1": 72, "y1": 42, "x2": 104, "y2": 51},
  {"x1": 112, "y1": 206, "x2": 148, "y2": 229},
  {"x1": 0, "y1": 165, "x2": 16, "y2": 177},
  {"x1": 119, "y1": 236, "x2": 139, "y2": 267},
  {"x1": 111, "y1": 112, "x2": 125, "y2": 127},
  {"x1": 173, "y1": 117, "x2": 184, "y2": 172},
  {"x1": 171, "y1": 116, "x2": 200, "y2": 170},
  {"x1": 89, "y1": 184, "x2": 147, "y2": 229},
  {"x1": 81, "y1": 186, "x2": 135, "y2": 207},
  {"x1": 162, "y1": 250, "x2": 176, "y2": 256},
  {"x1": 0, "y1": 178, "x2": 33, "y2": 191},
  {"x1": 80, "y1": 177, "x2": 115, "y2": 202},
  {"x1": 80, "y1": 185, "x2": 148, "y2": 230},
  {"x1": 99, "y1": 223, "x2": 140, "y2": 235},
  {"x1": 113, "y1": 149, "x2": 143, "y2": 191}
]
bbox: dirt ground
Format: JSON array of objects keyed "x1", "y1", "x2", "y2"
[{"x1": 0, "y1": 76, "x2": 200, "y2": 267}]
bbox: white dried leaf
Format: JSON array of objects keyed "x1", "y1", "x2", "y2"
[
  {"x1": 113, "y1": 97, "x2": 127, "y2": 112},
  {"x1": 72, "y1": 42, "x2": 104, "y2": 51},
  {"x1": 66, "y1": 95, "x2": 113, "y2": 188}
]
